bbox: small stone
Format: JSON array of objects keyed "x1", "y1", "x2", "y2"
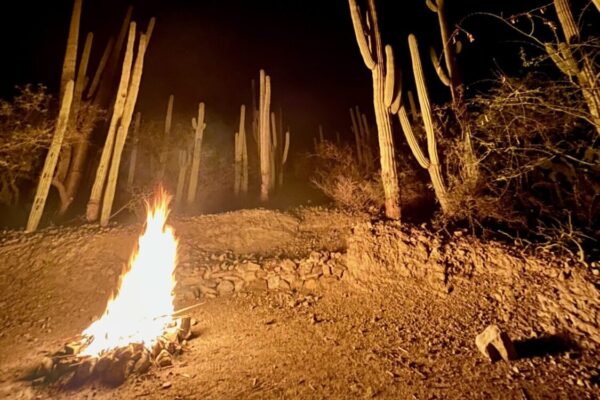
[
  {"x1": 280, "y1": 260, "x2": 297, "y2": 273},
  {"x1": 278, "y1": 279, "x2": 291, "y2": 291},
  {"x1": 133, "y1": 351, "x2": 151, "y2": 374},
  {"x1": 156, "y1": 350, "x2": 173, "y2": 368},
  {"x1": 162, "y1": 381, "x2": 172, "y2": 389},
  {"x1": 475, "y1": 325, "x2": 517, "y2": 362},
  {"x1": 217, "y1": 280, "x2": 235, "y2": 295},
  {"x1": 267, "y1": 275, "x2": 281, "y2": 290},
  {"x1": 304, "y1": 279, "x2": 319, "y2": 291},
  {"x1": 245, "y1": 262, "x2": 262, "y2": 271}
]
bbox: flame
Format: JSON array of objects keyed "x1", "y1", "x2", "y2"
[{"x1": 81, "y1": 189, "x2": 178, "y2": 357}]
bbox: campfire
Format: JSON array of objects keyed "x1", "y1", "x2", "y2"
[{"x1": 27, "y1": 189, "x2": 198, "y2": 387}]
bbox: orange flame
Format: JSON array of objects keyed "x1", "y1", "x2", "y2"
[{"x1": 81, "y1": 189, "x2": 178, "y2": 357}]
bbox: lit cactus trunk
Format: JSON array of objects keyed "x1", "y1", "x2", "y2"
[
  {"x1": 27, "y1": 81, "x2": 75, "y2": 232},
  {"x1": 187, "y1": 103, "x2": 205, "y2": 205},
  {"x1": 126, "y1": 112, "x2": 142, "y2": 189},
  {"x1": 100, "y1": 33, "x2": 148, "y2": 226},
  {"x1": 86, "y1": 23, "x2": 137, "y2": 222},
  {"x1": 348, "y1": 0, "x2": 401, "y2": 219},
  {"x1": 258, "y1": 70, "x2": 271, "y2": 203}
]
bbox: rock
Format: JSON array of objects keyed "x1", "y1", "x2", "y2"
[
  {"x1": 245, "y1": 262, "x2": 262, "y2": 271},
  {"x1": 304, "y1": 279, "x2": 319, "y2": 291},
  {"x1": 475, "y1": 325, "x2": 517, "y2": 362},
  {"x1": 267, "y1": 275, "x2": 281, "y2": 290},
  {"x1": 280, "y1": 259, "x2": 297, "y2": 273},
  {"x1": 279, "y1": 279, "x2": 291, "y2": 291},
  {"x1": 322, "y1": 265, "x2": 332, "y2": 276},
  {"x1": 156, "y1": 350, "x2": 173, "y2": 368},
  {"x1": 133, "y1": 351, "x2": 151, "y2": 374},
  {"x1": 239, "y1": 270, "x2": 257, "y2": 282},
  {"x1": 202, "y1": 279, "x2": 218, "y2": 289},
  {"x1": 217, "y1": 280, "x2": 235, "y2": 295},
  {"x1": 101, "y1": 357, "x2": 129, "y2": 387},
  {"x1": 298, "y1": 261, "x2": 313, "y2": 277}
]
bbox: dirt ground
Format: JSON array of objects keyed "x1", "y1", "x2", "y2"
[{"x1": 0, "y1": 207, "x2": 598, "y2": 399}]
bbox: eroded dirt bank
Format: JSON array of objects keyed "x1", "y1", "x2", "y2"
[{"x1": 0, "y1": 207, "x2": 598, "y2": 399}]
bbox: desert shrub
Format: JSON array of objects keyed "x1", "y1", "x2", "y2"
[
  {"x1": 311, "y1": 141, "x2": 385, "y2": 213},
  {"x1": 444, "y1": 73, "x2": 599, "y2": 259},
  {"x1": 0, "y1": 85, "x2": 54, "y2": 205}
]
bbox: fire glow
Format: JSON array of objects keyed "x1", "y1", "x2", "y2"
[{"x1": 81, "y1": 189, "x2": 178, "y2": 357}]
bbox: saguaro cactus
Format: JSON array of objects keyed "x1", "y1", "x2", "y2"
[
  {"x1": 397, "y1": 34, "x2": 448, "y2": 211},
  {"x1": 26, "y1": 81, "x2": 75, "y2": 232},
  {"x1": 86, "y1": 23, "x2": 136, "y2": 222},
  {"x1": 234, "y1": 104, "x2": 247, "y2": 196},
  {"x1": 60, "y1": 0, "x2": 82, "y2": 101},
  {"x1": 175, "y1": 150, "x2": 189, "y2": 208},
  {"x1": 547, "y1": 0, "x2": 600, "y2": 133},
  {"x1": 187, "y1": 102, "x2": 206, "y2": 205},
  {"x1": 348, "y1": 0, "x2": 402, "y2": 219},
  {"x1": 258, "y1": 70, "x2": 272, "y2": 202},
  {"x1": 278, "y1": 129, "x2": 290, "y2": 188},
  {"x1": 126, "y1": 112, "x2": 141, "y2": 189},
  {"x1": 101, "y1": 33, "x2": 148, "y2": 226}
]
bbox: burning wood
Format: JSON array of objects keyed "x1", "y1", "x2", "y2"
[
  {"x1": 25, "y1": 189, "x2": 199, "y2": 387},
  {"x1": 26, "y1": 316, "x2": 198, "y2": 387}
]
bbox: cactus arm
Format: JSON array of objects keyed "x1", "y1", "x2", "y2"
[
  {"x1": 398, "y1": 106, "x2": 430, "y2": 169},
  {"x1": 348, "y1": 0, "x2": 376, "y2": 70},
  {"x1": 425, "y1": 0, "x2": 438, "y2": 13},
  {"x1": 429, "y1": 47, "x2": 451, "y2": 87},
  {"x1": 282, "y1": 130, "x2": 290, "y2": 165},
  {"x1": 384, "y1": 45, "x2": 396, "y2": 107}
]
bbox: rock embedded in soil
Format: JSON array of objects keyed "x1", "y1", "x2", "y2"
[
  {"x1": 217, "y1": 280, "x2": 235, "y2": 295},
  {"x1": 476, "y1": 325, "x2": 517, "y2": 362}
]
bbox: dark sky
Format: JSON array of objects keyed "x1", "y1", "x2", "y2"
[{"x1": 1, "y1": 0, "x2": 594, "y2": 147}]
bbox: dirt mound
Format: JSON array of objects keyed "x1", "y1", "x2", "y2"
[{"x1": 347, "y1": 221, "x2": 600, "y2": 349}]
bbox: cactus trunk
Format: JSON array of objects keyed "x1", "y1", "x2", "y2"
[
  {"x1": 86, "y1": 23, "x2": 136, "y2": 222},
  {"x1": 126, "y1": 112, "x2": 141, "y2": 189},
  {"x1": 259, "y1": 70, "x2": 271, "y2": 203},
  {"x1": 187, "y1": 103, "x2": 206, "y2": 205},
  {"x1": 100, "y1": 33, "x2": 147, "y2": 226},
  {"x1": 348, "y1": 0, "x2": 401, "y2": 219},
  {"x1": 26, "y1": 81, "x2": 75, "y2": 232}
]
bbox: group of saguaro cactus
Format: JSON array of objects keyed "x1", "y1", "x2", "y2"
[
  {"x1": 85, "y1": 20, "x2": 150, "y2": 226},
  {"x1": 348, "y1": 0, "x2": 402, "y2": 219},
  {"x1": 26, "y1": 0, "x2": 155, "y2": 231},
  {"x1": 254, "y1": 70, "x2": 290, "y2": 202},
  {"x1": 349, "y1": 106, "x2": 375, "y2": 172},
  {"x1": 546, "y1": 0, "x2": 600, "y2": 134}
]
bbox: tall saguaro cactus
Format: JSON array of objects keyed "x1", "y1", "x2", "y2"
[
  {"x1": 348, "y1": 0, "x2": 402, "y2": 219},
  {"x1": 397, "y1": 34, "x2": 448, "y2": 212},
  {"x1": 60, "y1": 0, "x2": 82, "y2": 101},
  {"x1": 126, "y1": 112, "x2": 142, "y2": 189},
  {"x1": 187, "y1": 102, "x2": 206, "y2": 205},
  {"x1": 234, "y1": 105, "x2": 248, "y2": 196},
  {"x1": 86, "y1": 23, "x2": 136, "y2": 222},
  {"x1": 26, "y1": 81, "x2": 75, "y2": 232},
  {"x1": 547, "y1": 0, "x2": 600, "y2": 133},
  {"x1": 101, "y1": 33, "x2": 148, "y2": 226},
  {"x1": 258, "y1": 70, "x2": 272, "y2": 203}
]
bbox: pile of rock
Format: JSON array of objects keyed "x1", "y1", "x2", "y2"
[
  {"x1": 25, "y1": 316, "x2": 198, "y2": 387},
  {"x1": 178, "y1": 251, "x2": 348, "y2": 300}
]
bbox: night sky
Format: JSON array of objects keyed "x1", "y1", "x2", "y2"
[{"x1": 1, "y1": 0, "x2": 593, "y2": 147}]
